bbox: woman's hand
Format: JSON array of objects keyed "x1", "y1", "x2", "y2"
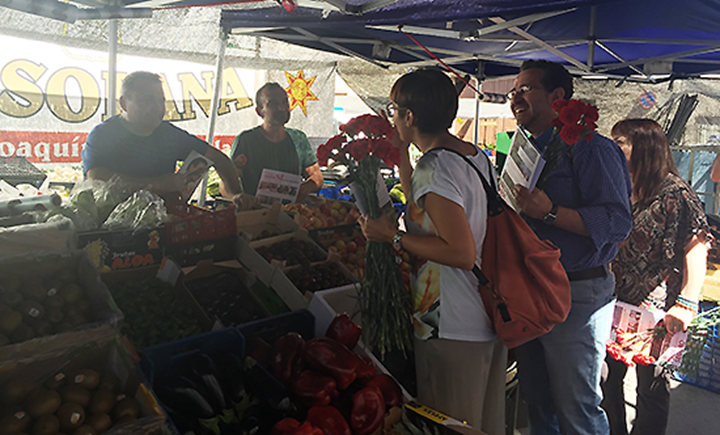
[
  {"x1": 664, "y1": 305, "x2": 694, "y2": 335},
  {"x1": 358, "y1": 213, "x2": 396, "y2": 244}
]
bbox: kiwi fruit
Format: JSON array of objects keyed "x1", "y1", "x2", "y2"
[
  {"x1": 1, "y1": 381, "x2": 27, "y2": 406},
  {"x1": 59, "y1": 386, "x2": 91, "y2": 408},
  {"x1": 44, "y1": 280, "x2": 63, "y2": 299},
  {"x1": 0, "y1": 334, "x2": 9, "y2": 346},
  {"x1": 59, "y1": 285, "x2": 83, "y2": 304},
  {"x1": 0, "y1": 410, "x2": 31, "y2": 435},
  {"x1": 44, "y1": 372, "x2": 68, "y2": 390},
  {"x1": 18, "y1": 301, "x2": 45, "y2": 322},
  {"x1": 0, "y1": 310, "x2": 22, "y2": 335},
  {"x1": 110, "y1": 398, "x2": 139, "y2": 421},
  {"x1": 32, "y1": 415, "x2": 60, "y2": 435},
  {"x1": 25, "y1": 388, "x2": 62, "y2": 419},
  {"x1": 44, "y1": 296, "x2": 65, "y2": 311},
  {"x1": 28, "y1": 319, "x2": 54, "y2": 337},
  {"x1": 70, "y1": 425, "x2": 96, "y2": 435},
  {"x1": 20, "y1": 280, "x2": 47, "y2": 303},
  {"x1": 87, "y1": 389, "x2": 115, "y2": 415},
  {"x1": 45, "y1": 309, "x2": 65, "y2": 325},
  {"x1": 74, "y1": 299, "x2": 90, "y2": 315},
  {"x1": 71, "y1": 370, "x2": 99, "y2": 391},
  {"x1": 55, "y1": 402, "x2": 85, "y2": 432},
  {"x1": 10, "y1": 324, "x2": 36, "y2": 344},
  {"x1": 111, "y1": 416, "x2": 136, "y2": 428},
  {"x1": 55, "y1": 268, "x2": 76, "y2": 285},
  {"x1": 84, "y1": 414, "x2": 111, "y2": 434},
  {"x1": 1, "y1": 290, "x2": 23, "y2": 308},
  {"x1": 96, "y1": 378, "x2": 119, "y2": 395}
]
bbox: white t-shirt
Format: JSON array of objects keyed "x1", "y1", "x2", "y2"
[{"x1": 405, "y1": 148, "x2": 496, "y2": 342}]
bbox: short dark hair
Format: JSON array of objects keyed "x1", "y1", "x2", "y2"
[
  {"x1": 390, "y1": 69, "x2": 458, "y2": 134},
  {"x1": 121, "y1": 72, "x2": 161, "y2": 99},
  {"x1": 256, "y1": 82, "x2": 285, "y2": 108},
  {"x1": 520, "y1": 60, "x2": 574, "y2": 100}
]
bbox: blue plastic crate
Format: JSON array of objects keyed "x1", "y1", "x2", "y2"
[
  {"x1": 140, "y1": 327, "x2": 245, "y2": 387},
  {"x1": 675, "y1": 301, "x2": 720, "y2": 393}
]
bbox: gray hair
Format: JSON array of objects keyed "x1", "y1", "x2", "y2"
[{"x1": 121, "y1": 71, "x2": 162, "y2": 99}]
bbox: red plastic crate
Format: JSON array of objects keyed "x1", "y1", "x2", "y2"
[{"x1": 166, "y1": 204, "x2": 237, "y2": 244}]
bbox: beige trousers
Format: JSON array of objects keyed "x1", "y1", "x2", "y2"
[{"x1": 414, "y1": 336, "x2": 508, "y2": 435}]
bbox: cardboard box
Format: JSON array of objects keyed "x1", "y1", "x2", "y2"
[
  {"x1": 236, "y1": 236, "x2": 308, "y2": 311},
  {"x1": 164, "y1": 234, "x2": 237, "y2": 267},
  {"x1": 0, "y1": 250, "x2": 123, "y2": 362},
  {"x1": 236, "y1": 202, "x2": 297, "y2": 241},
  {"x1": 77, "y1": 227, "x2": 164, "y2": 271}
]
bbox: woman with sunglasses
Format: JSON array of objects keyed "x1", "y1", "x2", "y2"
[{"x1": 360, "y1": 68, "x2": 507, "y2": 435}]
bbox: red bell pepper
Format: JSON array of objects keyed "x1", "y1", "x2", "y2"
[
  {"x1": 271, "y1": 418, "x2": 301, "y2": 435},
  {"x1": 326, "y1": 313, "x2": 362, "y2": 349},
  {"x1": 272, "y1": 332, "x2": 306, "y2": 384},
  {"x1": 365, "y1": 374, "x2": 402, "y2": 408},
  {"x1": 305, "y1": 337, "x2": 377, "y2": 389},
  {"x1": 350, "y1": 387, "x2": 385, "y2": 435},
  {"x1": 306, "y1": 405, "x2": 351, "y2": 435},
  {"x1": 292, "y1": 370, "x2": 338, "y2": 407},
  {"x1": 293, "y1": 421, "x2": 325, "y2": 435},
  {"x1": 247, "y1": 336, "x2": 273, "y2": 366}
]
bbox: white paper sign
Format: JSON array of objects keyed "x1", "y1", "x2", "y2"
[
  {"x1": 255, "y1": 168, "x2": 302, "y2": 206},
  {"x1": 350, "y1": 171, "x2": 392, "y2": 217},
  {"x1": 177, "y1": 150, "x2": 213, "y2": 202}
]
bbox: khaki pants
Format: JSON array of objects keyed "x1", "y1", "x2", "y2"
[{"x1": 414, "y1": 336, "x2": 508, "y2": 435}]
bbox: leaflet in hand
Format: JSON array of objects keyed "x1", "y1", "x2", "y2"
[
  {"x1": 177, "y1": 150, "x2": 213, "y2": 203},
  {"x1": 256, "y1": 168, "x2": 302, "y2": 206},
  {"x1": 497, "y1": 127, "x2": 546, "y2": 213},
  {"x1": 610, "y1": 301, "x2": 687, "y2": 368}
]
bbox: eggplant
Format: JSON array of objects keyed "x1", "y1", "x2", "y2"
[
  {"x1": 188, "y1": 353, "x2": 228, "y2": 412},
  {"x1": 238, "y1": 416, "x2": 260, "y2": 435},
  {"x1": 155, "y1": 375, "x2": 217, "y2": 420},
  {"x1": 212, "y1": 351, "x2": 248, "y2": 404},
  {"x1": 168, "y1": 410, "x2": 207, "y2": 435}
]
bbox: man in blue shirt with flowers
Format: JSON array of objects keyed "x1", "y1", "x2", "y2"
[{"x1": 510, "y1": 60, "x2": 632, "y2": 435}]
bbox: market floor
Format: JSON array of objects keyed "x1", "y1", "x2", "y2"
[{"x1": 514, "y1": 372, "x2": 720, "y2": 434}]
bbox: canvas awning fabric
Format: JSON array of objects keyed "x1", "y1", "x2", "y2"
[{"x1": 220, "y1": 0, "x2": 720, "y2": 81}]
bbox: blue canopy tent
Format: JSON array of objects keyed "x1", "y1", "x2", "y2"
[{"x1": 220, "y1": 0, "x2": 720, "y2": 82}]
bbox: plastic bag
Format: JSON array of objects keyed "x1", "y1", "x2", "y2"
[
  {"x1": 103, "y1": 189, "x2": 168, "y2": 231},
  {"x1": 94, "y1": 175, "x2": 135, "y2": 223}
]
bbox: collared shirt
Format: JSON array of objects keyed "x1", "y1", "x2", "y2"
[{"x1": 530, "y1": 127, "x2": 633, "y2": 271}]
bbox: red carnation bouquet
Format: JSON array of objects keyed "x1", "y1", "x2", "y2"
[
  {"x1": 607, "y1": 326, "x2": 667, "y2": 367},
  {"x1": 536, "y1": 99, "x2": 599, "y2": 189},
  {"x1": 317, "y1": 114, "x2": 412, "y2": 357}
]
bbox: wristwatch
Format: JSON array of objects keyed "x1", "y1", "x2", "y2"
[
  {"x1": 392, "y1": 231, "x2": 405, "y2": 252},
  {"x1": 543, "y1": 204, "x2": 559, "y2": 226}
]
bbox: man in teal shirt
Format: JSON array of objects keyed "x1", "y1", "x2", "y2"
[{"x1": 230, "y1": 82, "x2": 323, "y2": 201}]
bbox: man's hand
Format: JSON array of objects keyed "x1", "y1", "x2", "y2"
[{"x1": 513, "y1": 185, "x2": 553, "y2": 219}]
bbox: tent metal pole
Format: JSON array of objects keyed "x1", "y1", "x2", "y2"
[
  {"x1": 474, "y1": 88, "x2": 480, "y2": 147},
  {"x1": 108, "y1": 18, "x2": 118, "y2": 117},
  {"x1": 199, "y1": 26, "x2": 229, "y2": 207}
]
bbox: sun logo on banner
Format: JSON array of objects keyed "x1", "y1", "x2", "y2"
[{"x1": 285, "y1": 70, "x2": 318, "y2": 116}]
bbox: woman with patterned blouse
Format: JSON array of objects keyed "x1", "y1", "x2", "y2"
[{"x1": 601, "y1": 119, "x2": 710, "y2": 435}]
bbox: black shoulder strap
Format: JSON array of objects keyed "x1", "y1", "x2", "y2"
[{"x1": 424, "y1": 147, "x2": 504, "y2": 286}]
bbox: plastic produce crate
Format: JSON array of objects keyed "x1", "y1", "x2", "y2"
[
  {"x1": 166, "y1": 204, "x2": 236, "y2": 244},
  {"x1": 140, "y1": 327, "x2": 245, "y2": 387},
  {"x1": 675, "y1": 301, "x2": 720, "y2": 393}
]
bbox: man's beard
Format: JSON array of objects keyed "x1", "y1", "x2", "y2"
[{"x1": 271, "y1": 110, "x2": 290, "y2": 125}]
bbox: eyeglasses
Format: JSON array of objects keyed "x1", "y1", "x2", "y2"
[
  {"x1": 506, "y1": 85, "x2": 534, "y2": 99},
  {"x1": 386, "y1": 102, "x2": 406, "y2": 117}
]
